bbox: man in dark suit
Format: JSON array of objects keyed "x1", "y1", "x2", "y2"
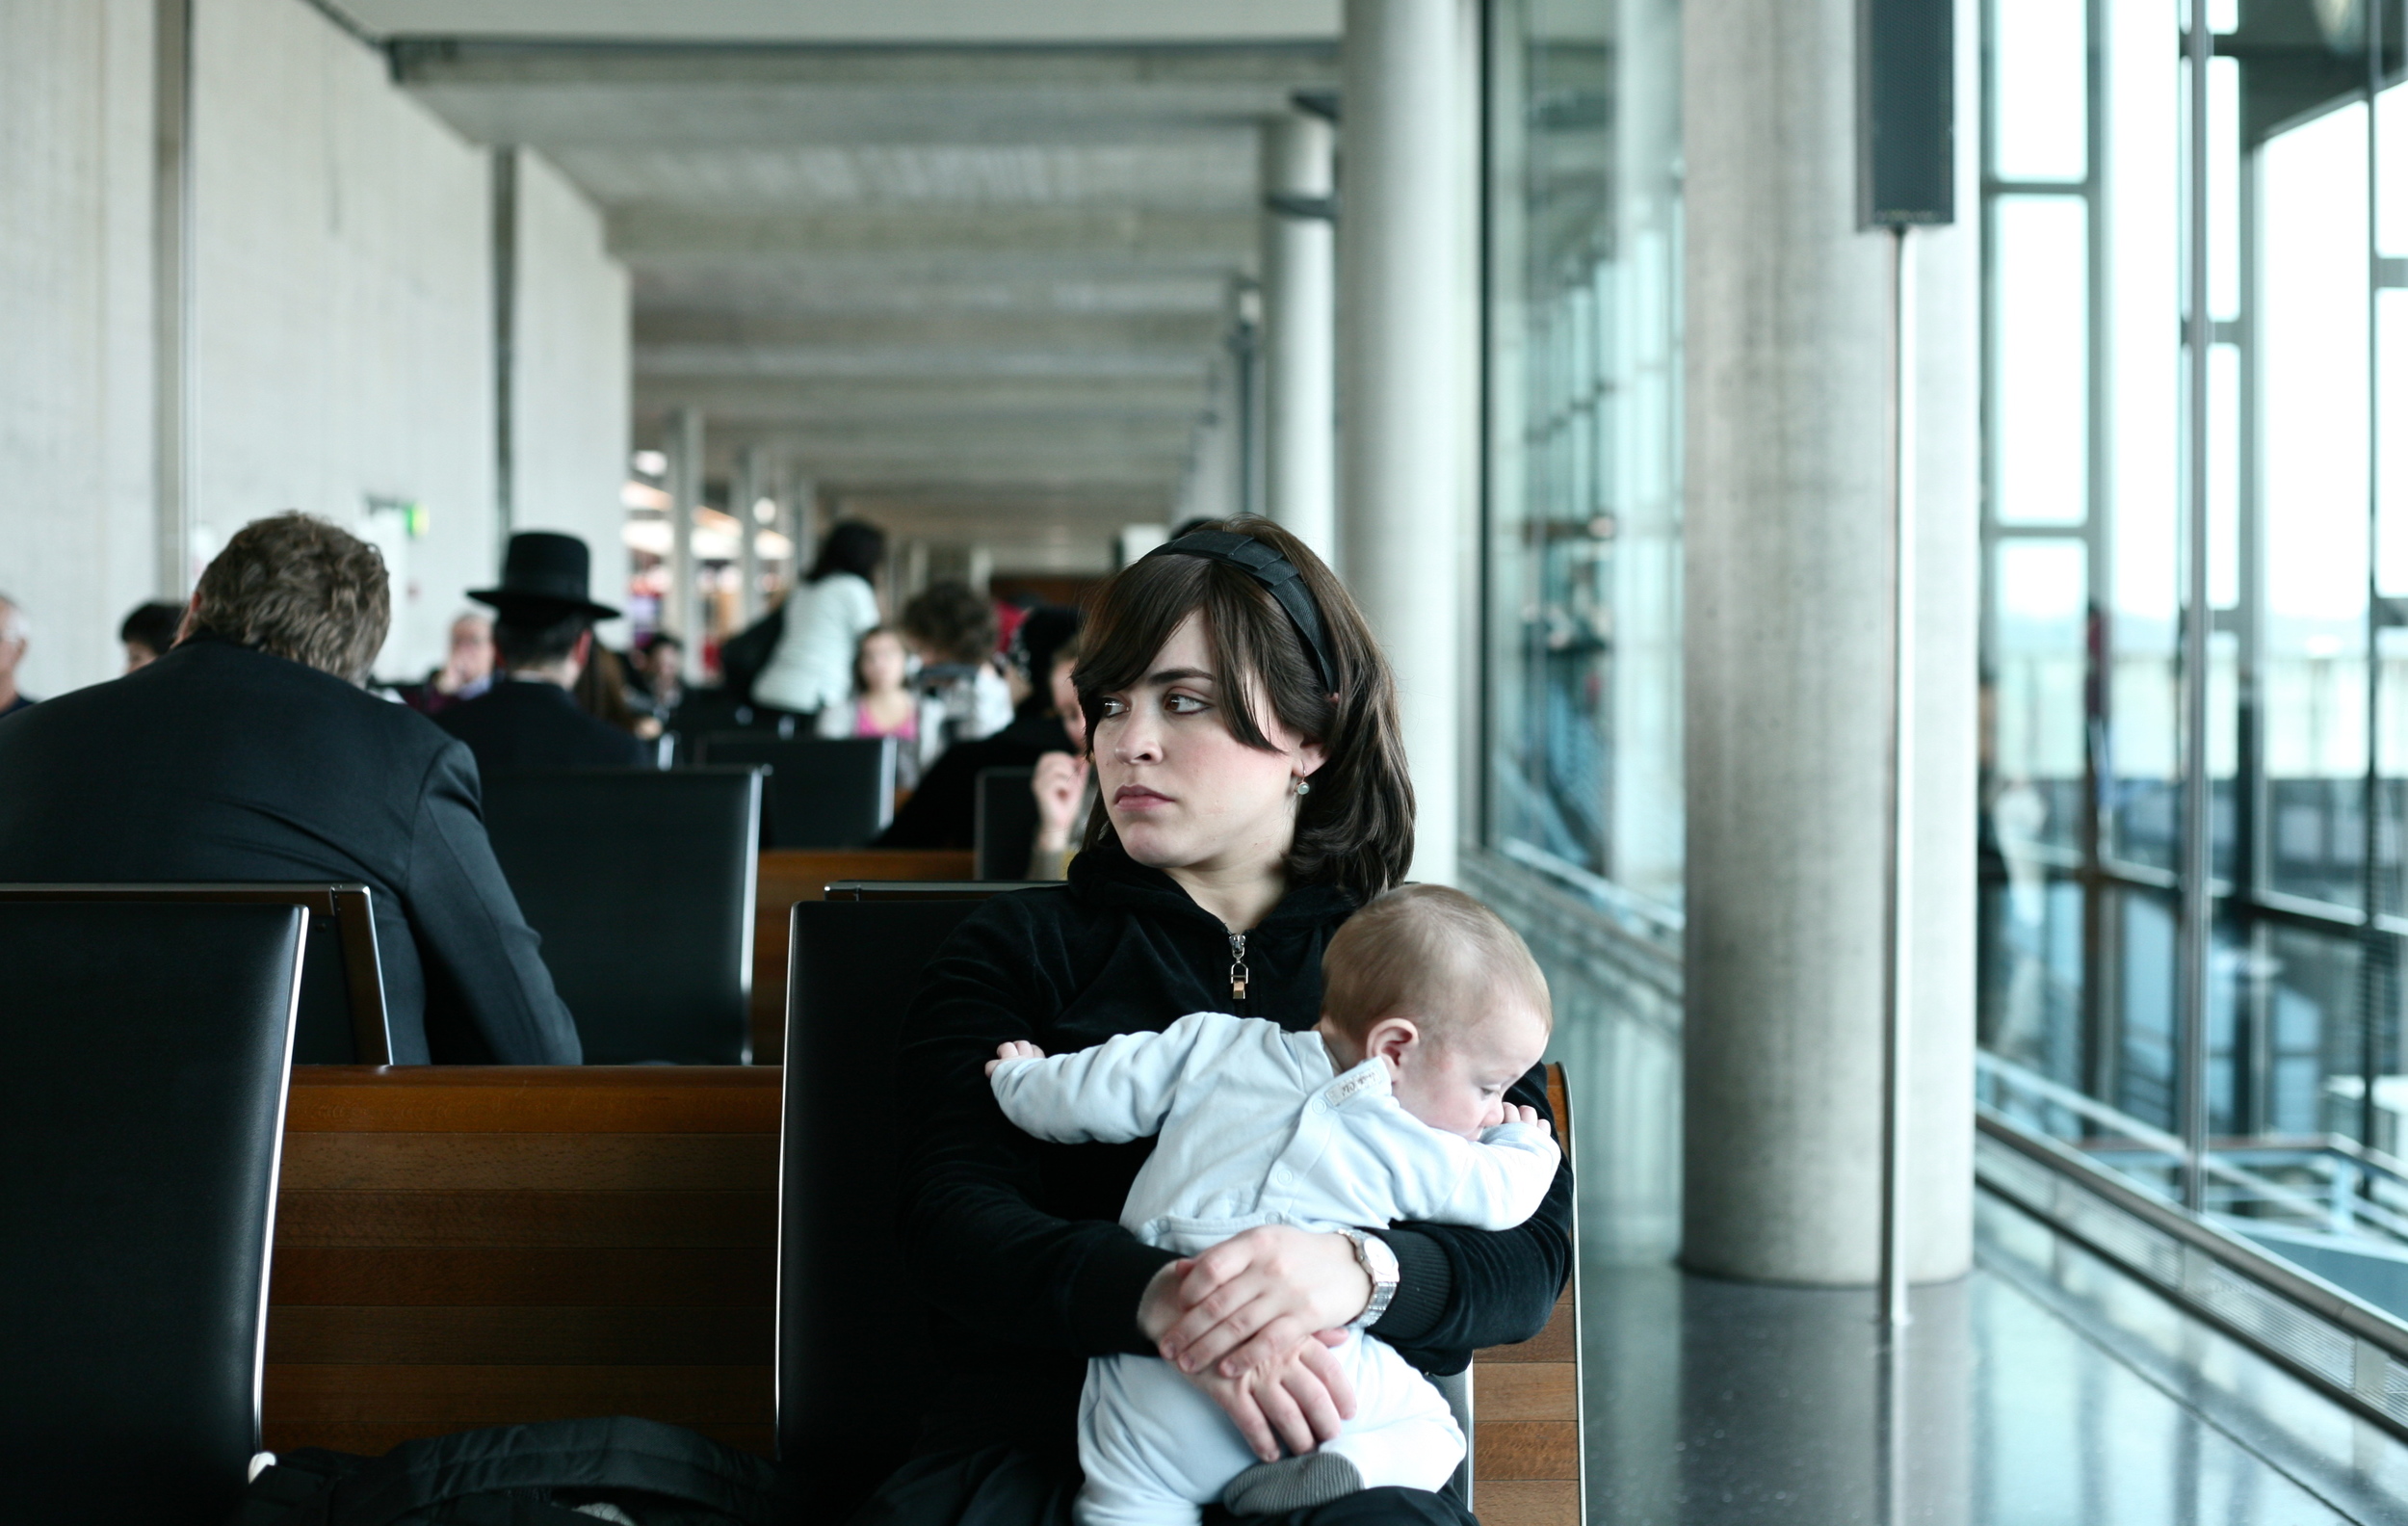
[
  {"x1": 0, "y1": 513, "x2": 583, "y2": 1066},
  {"x1": 438, "y1": 532, "x2": 648, "y2": 776}
]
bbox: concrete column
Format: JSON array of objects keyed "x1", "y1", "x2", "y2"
[
  {"x1": 1680, "y1": 0, "x2": 1978, "y2": 1284},
  {"x1": 783, "y1": 469, "x2": 817, "y2": 590},
  {"x1": 153, "y1": 0, "x2": 194, "y2": 596},
  {"x1": 490, "y1": 145, "x2": 518, "y2": 561},
  {"x1": 734, "y1": 444, "x2": 764, "y2": 625},
  {"x1": 665, "y1": 408, "x2": 703, "y2": 682},
  {"x1": 1337, "y1": 0, "x2": 1479, "y2": 887},
  {"x1": 1260, "y1": 114, "x2": 1337, "y2": 562}
]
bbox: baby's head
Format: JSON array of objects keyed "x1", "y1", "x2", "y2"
[{"x1": 1317, "y1": 885, "x2": 1553, "y2": 1139}]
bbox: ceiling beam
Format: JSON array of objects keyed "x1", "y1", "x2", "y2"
[
  {"x1": 606, "y1": 205, "x2": 1256, "y2": 262},
  {"x1": 632, "y1": 375, "x2": 1208, "y2": 422},
  {"x1": 391, "y1": 40, "x2": 1338, "y2": 91}
]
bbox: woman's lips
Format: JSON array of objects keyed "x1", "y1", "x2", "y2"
[{"x1": 1113, "y1": 785, "x2": 1172, "y2": 808}]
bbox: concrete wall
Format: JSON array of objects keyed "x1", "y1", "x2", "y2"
[
  {"x1": 510, "y1": 146, "x2": 632, "y2": 643},
  {"x1": 0, "y1": 0, "x2": 160, "y2": 698},
  {"x1": 191, "y1": 0, "x2": 497, "y2": 682},
  {"x1": 0, "y1": 0, "x2": 634, "y2": 695}
]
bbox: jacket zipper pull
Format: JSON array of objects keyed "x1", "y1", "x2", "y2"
[{"x1": 1228, "y1": 932, "x2": 1250, "y2": 1005}]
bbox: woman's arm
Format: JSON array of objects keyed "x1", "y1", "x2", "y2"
[
  {"x1": 1161, "y1": 1063, "x2": 1574, "y2": 1379},
  {"x1": 896, "y1": 904, "x2": 1178, "y2": 1358}
]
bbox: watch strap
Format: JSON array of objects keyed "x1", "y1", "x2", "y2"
[{"x1": 1340, "y1": 1228, "x2": 1400, "y2": 1332}]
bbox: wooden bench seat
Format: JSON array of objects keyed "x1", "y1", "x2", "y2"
[
  {"x1": 749, "y1": 849, "x2": 973, "y2": 1061},
  {"x1": 263, "y1": 1064, "x2": 1579, "y2": 1525},
  {"x1": 264, "y1": 1066, "x2": 780, "y2": 1457}
]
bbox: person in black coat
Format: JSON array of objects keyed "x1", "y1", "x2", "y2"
[
  {"x1": 0, "y1": 513, "x2": 582, "y2": 1066},
  {"x1": 437, "y1": 533, "x2": 647, "y2": 776},
  {"x1": 865, "y1": 521, "x2": 1567, "y2": 1526}
]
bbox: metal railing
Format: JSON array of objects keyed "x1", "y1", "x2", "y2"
[{"x1": 1977, "y1": 1092, "x2": 2408, "y2": 1438}]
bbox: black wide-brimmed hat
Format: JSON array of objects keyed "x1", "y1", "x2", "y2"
[{"x1": 468, "y1": 532, "x2": 620, "y2": 621}]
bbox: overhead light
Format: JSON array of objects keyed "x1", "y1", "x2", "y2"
[
  {"x1": 753, "y1": 496, "x2": 777, "y2": 525},
  {"x1": 632, "y1": 449, "x2": 667, "y2": 478}
]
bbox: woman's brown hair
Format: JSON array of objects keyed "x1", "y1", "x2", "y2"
[{"x1": 1072, "y1": 516, "x2": 1414, "y2": 904}]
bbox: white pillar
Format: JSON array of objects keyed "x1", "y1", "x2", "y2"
[
  {"x1": 1338, "y1": 0, "x2": 1479, "y2": 887},
  {"x1": 782, "y1": 467, "x2": 817, "y2": 592},
  {"x1": 1261, "y1": 114, "x2": 1338, "y2": 563},
  {"x1": 154, "y1": 0, "x2": 195, "y2": 597},
  {"x1": 665, "y1": 407, "x2": 703, "y2": 682},
  {"x1": 1680, "y1": 0, "x2": 1978, "y2": 1284},
  {"x1": 734, "y1": 444, "x2": 765, "y2": 626}
]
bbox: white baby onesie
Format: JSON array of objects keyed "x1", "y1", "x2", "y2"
[{"x1": 989, "y1": 1011, "x2": 1561, "y2": 1526}]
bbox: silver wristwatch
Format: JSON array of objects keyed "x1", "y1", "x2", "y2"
[{"x1": 1339, "y1": 1228, "x2": 1400, "y2": 1332}]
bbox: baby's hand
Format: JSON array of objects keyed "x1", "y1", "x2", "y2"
[
  {"x1": 985, "y1": 1039, "x2": 1046, "y2": 1076},
  {"x1": 1503, "y1": 1104, "x2": 1553, "y2": 1136}
]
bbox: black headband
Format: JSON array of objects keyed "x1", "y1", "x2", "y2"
[{"x1": 1143, "y1": 531, "x2": 1337, "y2": 693}]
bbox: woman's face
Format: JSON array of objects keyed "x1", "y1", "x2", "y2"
[
  {"x1": 1090, "y1": 613, "x2": 1324, "y2": 879},
  {"x1": 858, "y1": 632, "x2": 908, "y2": 693}
]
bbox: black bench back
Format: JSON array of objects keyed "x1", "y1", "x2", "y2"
[
  {"x1": 776, "y1": 895, "x2": 989, "y2": 1511},
  {"x1": 0, "y1": 900, "x2": 304, "y2": 1520},
  {"x1": 697, "y1": 735, "x2": 896, "y2": 849},
  {"x1": 482, "y1": 769, "x2": 763, "y2": 1064}
]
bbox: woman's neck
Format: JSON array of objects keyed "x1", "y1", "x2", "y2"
[{"x1": 1164, "y1": 858, "x2": 1289, "y2": 934}]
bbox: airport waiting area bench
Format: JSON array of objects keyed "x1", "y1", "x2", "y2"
[{"x1": 7, "y1": 854, "x2": 1580, "y2": 1525}]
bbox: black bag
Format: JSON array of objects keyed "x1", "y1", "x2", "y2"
[
  {"x1": 716, "y1": 604, "x2": 786, "y2": 703},
  {"x1": 226, "y1": 1416, "x2": 802, "y2": 1526}
]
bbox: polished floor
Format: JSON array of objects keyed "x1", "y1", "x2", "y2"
[{"x1": 1568, "y1": 1197, "x2": 2408, "y2": 1524}]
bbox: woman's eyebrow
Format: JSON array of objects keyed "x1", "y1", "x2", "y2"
[{"x1": 1144, "y1": 666, "x2": 1216, "y2": 687}]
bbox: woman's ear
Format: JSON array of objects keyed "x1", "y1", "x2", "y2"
[{"x1": 1296, "y1": 735, "x2": 1329, "y2": 783}]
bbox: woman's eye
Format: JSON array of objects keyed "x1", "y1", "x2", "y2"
[
  {"x1": 1165, "y1": 694, "x2": 1209, "y2": 715},
  {"x1": 1098, "y1": 697, "x2": 1129, "y2": 718}
]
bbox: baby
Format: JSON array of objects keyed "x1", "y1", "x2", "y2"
[{"x1": 986, "y1": 884, "x2": 1560, "y2": 1526}]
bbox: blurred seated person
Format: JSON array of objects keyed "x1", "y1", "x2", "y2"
[
  {"x1": 575, "y1": 641, "x2": 659, "y2": 743},
  {"x1": 876, "y1": 605, "x2": 1082, "y2": 852},
  {"x1": 0, "y1": 592, "x2": 34, "y2": 719},
  {"x1": 396, "y1": 611, "x2": 495, "y2": 718},
  {"x1": 119, "y1": 601, "x2": 185, "y2": 671},
  {"x1": 900, "y1": 579, "x2": 1012, "y2": 775},
  {"x1": 439, "y1": 533, "x2": 648, "y2": 776},
  {"x1": 625, "y1": 631, "x2": 685, "y2": 723},
  {"x1": 0, "y1": 513, "x2": 581, "y2": 1064},
  {"x1": 815, "y1": 626, "x2": 922, "y2": 788},
  {"x1": 740, "y1": 520, "x2": 886, "y2": 718},
  {"x1": 1027, "y1": 631, "x2": 1098, "y2": 880}
]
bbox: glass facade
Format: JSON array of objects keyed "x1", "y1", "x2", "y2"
[
  {"x1": 1482, "y1": 0, "x2": 1685, "y2": 944},
  {"x1": 1976, "y1": 0, "x2": 2408, "y2": 1306}
]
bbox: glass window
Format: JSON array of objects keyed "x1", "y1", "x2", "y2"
[
  {"x1": 1483, "y1": 0, "x2": 1684, "y2": 934},
  {"x1": 1978, "y1": 0, "x2": 2408, "y2": 1286},
  {"x1": 1993, "y1": 197, "x2": 2091, "y2": 525},
  {"x1": 1991, "y1": 0, "x2": 2089, "y2": 183}
]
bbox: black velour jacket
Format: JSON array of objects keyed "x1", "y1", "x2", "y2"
[
  {"x1": 0, "y1": 636, "x2": 583, "y2": 1065},
  {"x1": 895, "y1": 838, "x2": 1574, "y2": 1449},
  {"x1": 437, "y1": 678, "x2": 648, "y2": 776}
]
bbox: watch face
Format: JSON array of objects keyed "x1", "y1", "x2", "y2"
[{"x1": 1363, "y1": 1234, "x2": 1400, "y2": 1284}]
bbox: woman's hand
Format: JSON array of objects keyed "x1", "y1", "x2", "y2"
[
  {"x1": 1139, "y1": 1262, "x2": 1357, "y2": 1460},
  {"x1": 1031, "y1": 751, "x2": 1090, "y2": 852},
  {"x1": 1151, "y1": 1225, "x2": 1373, "y2": 1381}
]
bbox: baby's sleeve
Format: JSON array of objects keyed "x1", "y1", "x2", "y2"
[
  {"x1": 1403, "y1": 1121, "x2": 1563, "y2": 1231},
  {"x1": 988, "y1": 1011, "x2": 1233, "y2": 1144}
]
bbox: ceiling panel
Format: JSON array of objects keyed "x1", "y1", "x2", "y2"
[{"x1": 340, "y1": 0, "x2": 1336, "y2": 44}]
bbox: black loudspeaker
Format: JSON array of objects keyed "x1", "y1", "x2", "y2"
[{"x1": 1859, "y1": 0, "x2": 1956, "y2": 227}]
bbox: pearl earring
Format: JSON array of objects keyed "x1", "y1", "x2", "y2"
[{"x1": 1296, "y1": 779, "x2": 1312, "y2": 798}]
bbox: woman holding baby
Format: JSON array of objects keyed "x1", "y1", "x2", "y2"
[{"x1": 861, "y1": 519, "x2": 1573, "y2": 1526}]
